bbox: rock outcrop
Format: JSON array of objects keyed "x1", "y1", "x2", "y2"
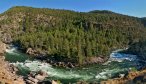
[
  {"x1": 0, "y1": 41, "x2": 25, "y2": 84},
  {"x1": 25, "y1": 70, "x2": 48, "y2": 84},
  {"x1": 84, "y1": 56, "x2": 107, "y2": 64}
]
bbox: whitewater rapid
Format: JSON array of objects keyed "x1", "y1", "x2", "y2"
[
  {"x1": 5, "y1": 47, "x2": 139, "y2": 82},
  {"x1": 105, "y1": 49, "x2": 137, "y2": 63},
  {"x1": 15, "y1": 60, "x2": 93, "y2": 80}
]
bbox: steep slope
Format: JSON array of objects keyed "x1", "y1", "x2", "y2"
[
  {"x1": 101, "y1": 69, "x2": 146, "y2": 84},
  {"x1": 0, "y1": 41, "x2": 25, "y2": 84},
  {"x1": 0, "y1": 6, "x2": 146, "y2": 65},
  {"x1": 141, "y1": 17, "x2": 146, "y2": 27},
  {"x1": 126, "y1": 39, "x2": 146, "y2": 60}
]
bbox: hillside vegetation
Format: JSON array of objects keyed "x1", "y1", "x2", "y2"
[
  {"x1": 0, "y1": 6, "x2": 146, "y2": 65},
  {"x1": 126, "y1": 39, "x2": 146, "y2": 60}
]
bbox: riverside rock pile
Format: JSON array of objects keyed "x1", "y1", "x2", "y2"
[{"x1": 25, "y1": 70, "x2": 49, "y2": 84}]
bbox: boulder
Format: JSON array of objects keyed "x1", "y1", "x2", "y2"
[
  {"x1": 35, "y1": 70, "x2": 48, "y2": 81},
  {"x1": 9, "y1": 64, "x2": 18, "y2": 72},
  {"x1": 26, "y1": 79, "x2": 36, "y2": 84},
  {"x1": 29, "y1": 71, "x2": 37, "y2": 78},
  {"x1": 52, "y1": 80, "x2": 58, "y2": 84},
  {"x1": 85, "y1": 56, "x2": 105, "y2": 64},
  {"x1": 26, "y1": 48, "x2": 34, "y2": 55},
  {"x1": 35, "y1": 74, "x2": 46, "y2": 81},
  {"x1": 67, "y1": 62, "x2": 75, "y2": 68},
  {"x1": 28, "y1": 76, "x2": 39, "y2": 83},
  {"x1": 37, "y1": 70, "x2": 48, "y2": 77},
  {"x1": 25, "y1": 70, "x2": 48, "y2": 84},
  {"x1": 119, "y1": 74, "x2": 125, "y2": 78}
]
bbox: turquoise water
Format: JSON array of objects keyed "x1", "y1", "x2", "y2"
[{"x1": 5, "y1": 47, "x2": 139, "y2": 83}]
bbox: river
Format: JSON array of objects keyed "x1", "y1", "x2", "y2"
[{"x1": 4, "y1": 46, "x2": 140, "y2": 83}]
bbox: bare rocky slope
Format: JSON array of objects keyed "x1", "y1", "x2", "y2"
[
  {"x1": 101, "y1": 68, "x2": 146, "y2": 84},
  {"x1": 0, "y1": 41, "x2": 25, "y2": 84}
]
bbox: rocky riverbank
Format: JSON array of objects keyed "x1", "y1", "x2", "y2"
[
  {"x1": 6, "y1": 43, "x2": 146, "y2": 84},
  {"x1": 0, "y1": 41, "x2": 25, "y2": 84},
  {"x1": 4, "y1": 43, "x2": 57, "y2": 84},
  {"x1": 101, "y1": 68, "x2": 146, "y2": 84},
  {"x1": 26, "y1": 47, "x2": 108, "y2": 68},
  {"x1": 100, "y1": 40, "x2": 146, "y2": 84}
]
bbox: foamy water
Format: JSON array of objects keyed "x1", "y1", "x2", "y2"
[
  {"x1": 13, "y1": 60, "x2": 93, "y2": 80},
  {"x1": 5, "y1": 45, "x2": 19, "y2": 55},
  {"x1": 6, "y1": 47, "x2": 139, "y2": 82},
  {"x1": 6, "y1": 47, "x2": 16, "y2": 54}
]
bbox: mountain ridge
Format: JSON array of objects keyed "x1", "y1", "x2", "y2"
[{"x1": 1, "y1": 6, "x2": 144, "y2": 18}]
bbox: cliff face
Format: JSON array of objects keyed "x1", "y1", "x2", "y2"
[{"x1": 0, "y1": 41, "x2": 25, "y2": 84}]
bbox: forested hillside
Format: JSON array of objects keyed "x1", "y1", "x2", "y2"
[
  {"x1": 0, "y1": 6, "x2": 146, "y2": 65},
  {"x1": 126, "y1": 39, "x2": 146, "y2": 60},
  {"x1": 141, "y1": 17, "x2": 146, "y2": 27}
]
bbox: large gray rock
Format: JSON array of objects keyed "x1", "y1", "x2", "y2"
[
  {"x1": 35, "y1": 74, "x2": 46, "y2": 81},
  {"x1": 26, "y1": 48, "x2": 35, "y2": 55},
  {"x1": 84, "y1": 56, "x2": 105, "y2": 64},
  {"x1": 37, "y1": 70, "x2": 48, "y2": 76},
  {"x1": 28, "y1": 76, "x2": 39, "y2": 84}
]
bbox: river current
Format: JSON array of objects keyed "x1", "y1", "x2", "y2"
[{"x1": 5, "y1": 46, "x2": 139, "y2": 83}]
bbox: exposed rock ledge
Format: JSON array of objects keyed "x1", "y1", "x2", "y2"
[{"x1": 0, "y1": 41, "x2": 25, "y2": 84}]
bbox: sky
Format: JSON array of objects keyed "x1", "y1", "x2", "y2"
[{"x1": 0, "y1": 0, "x2": 146, "y2": 17}]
